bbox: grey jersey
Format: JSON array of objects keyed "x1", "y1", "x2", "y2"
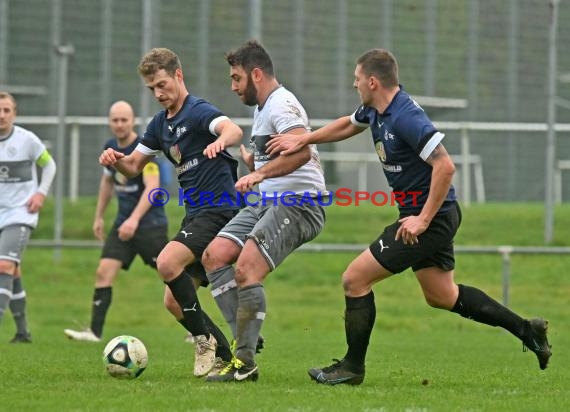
[{"x1": 251, "y1": 86, "x2": 327, "y2": 195}]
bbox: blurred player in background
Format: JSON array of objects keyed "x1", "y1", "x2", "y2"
[
  {"x1": 268, "y1": 48, "x2": 552, "y2": 385},
  {"x1": 64, "y1": 100, "x2": 169, "y2": 343},
  {"x1": 0, "y1": 91, "x2": 56, "y2": 343},
  {"x1": 203, "y1": 40, "x2": 327, "y2": 382},
  {"x1": 99, "y1": 48, "x2": 241, "y2": 377}
]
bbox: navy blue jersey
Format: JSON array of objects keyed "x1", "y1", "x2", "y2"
[
  {"x1": 139, "y1": 95, "x2": 239, "y2": 217},
  {"x1": 352, "y1": 87, "x2": 456, "y2": 215},
  {"x1": 103, "y1": 137, "x2": 168, "y2": 228}
]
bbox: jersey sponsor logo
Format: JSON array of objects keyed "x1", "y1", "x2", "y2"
[
  {"x1": 176, "y1": 126, "x2": 187, "y2": 138},
  {"x1": 384, "y1": 129, "x2": 394, "y2": 141},
  {"x1": 114, "y1": 184, "x2": 139, "y2": 193},
  {"x1": 251, "y1": 134, "x2": 274, "y2": 162},
  {"x1": 0, "y1": 160, "x2": 33, "y2": 183},
  {"x1": 175, "y1": 158, "x2": 198, "y2": 175},
  {"x1": 382, "y1": 164, "x2": 402, "y2": 172}
]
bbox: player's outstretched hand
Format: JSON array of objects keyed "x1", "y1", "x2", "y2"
[
  {"x1": 203, "y1": 139, "x2": 225, "y2": 159},
  {"x1": 266, "y1": 133, "x2": 304, "y2": 156},
  {"x1": 235, "y1": 171, "x2": 263, "y2": 193},
  {"x1": 99, "y1": 148, "x2": 125, "y2": 166}
]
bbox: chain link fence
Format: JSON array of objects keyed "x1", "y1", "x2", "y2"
[{"x1": 1, "y1": 0, "x2": 569, "y2": 201}]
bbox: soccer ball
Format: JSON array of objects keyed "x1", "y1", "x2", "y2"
[{"x1": 102, "y1": 335, "x2": 148, "y2": 379}]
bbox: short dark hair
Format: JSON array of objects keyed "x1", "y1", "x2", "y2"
[
  {"x1": 356, "y1": 49, "x2": 399, "y2": 88},
  {"x1": 138, "y1": 48, "x2": 181, "y2": 77},
  {"x1": 225, "y1": 40, "x2": 274, "y2": 76}
]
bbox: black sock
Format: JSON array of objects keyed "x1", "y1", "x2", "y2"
[
  {"x1": 202, "y1": 311, "x2": 233, "y2": 361},
  {"x1": 343, "y1": 291, "x2": 376, "y2": 371},
  {"x1": 451, "y1": 284, "x2": 527, "y2": 339},
  {"x1": 90, "y1": 287, "x2": 112, "y2": 337},
  {"x1": 166, "y1": 271, "x2": 208, "y2": 337}
]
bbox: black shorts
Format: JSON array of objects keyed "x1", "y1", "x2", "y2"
[
  {"x1": 101, "y1": 224, "x2": 168, "y2": 270},
  {"x1": 369, "y1": 202, "x2": 462, "y2": 274},
  {"x1": 174, "y1": 209, "x2": 238, "y2": 286}
]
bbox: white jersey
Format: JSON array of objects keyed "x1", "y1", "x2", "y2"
[
  {"x1": 0, "y1": 126, "x2": 46, "y2": 229},
  {"x1": 251, "y1": 86, "x2": 327, "y2": 195}
]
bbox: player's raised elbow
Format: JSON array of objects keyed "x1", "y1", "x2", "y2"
[{"x1": 444, "y1": 157, "x2": 456, "y2": 177}]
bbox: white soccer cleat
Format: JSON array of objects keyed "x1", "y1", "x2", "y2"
[
  {"x1": 64, "y1": 328, "x2": 101, "y2": 342},
  {"x1": 193, "y1": 334, "x2": 217, "y2": 377}
]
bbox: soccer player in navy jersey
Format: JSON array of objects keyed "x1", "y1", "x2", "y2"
[
  {"x1": 202, "y1": 40, "x2": 327, "y2": 382},
  {"x1": 64, "y1": 101, "x2": 170, "y2": 343},
  {"x1": 267, "y1": 48, "x2": 551, "y2": 385},
  {"x1": 99, "y1": 48, "x2": 242, "y2": 377}
]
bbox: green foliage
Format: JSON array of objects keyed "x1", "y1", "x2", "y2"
[{"x1": 4, "y1": 201, "x2": 569, "y2": 411}]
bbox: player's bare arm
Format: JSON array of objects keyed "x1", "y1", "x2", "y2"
[
  {"x1": 203, "y1": 119, "x2": 243, "y2": 159},
  {"x1": 235, "y1": 128, "x2": 311, "y2": 193},
  {"x1": 93, "y1": 174, "x2": 114, "y2": 241},
  {"x1": 99, "y1": 149, "x2": 151, "y2": 178},
  {"x1": 396, "y1": 143, "x2": 455, "y2": 245},
  {"x1": 266, "y1": 115, "x2": 364, "y2": 156},
  {"x1": 239, "y1": 144, "x2": 254, "y2": 172}
]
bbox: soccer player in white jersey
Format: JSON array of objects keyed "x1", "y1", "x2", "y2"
[
  {"x1": 0, "y1": 91, "x2": 56, "y2": 342},
  {"x1": 268, "y1": 49, "x2": 551, "y2": 385},
  {"x1": 203, "y1": 40, "x2": 328, "y2": 382}
]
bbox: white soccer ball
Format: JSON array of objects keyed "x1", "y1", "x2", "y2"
[{"x1": 102, "y1": 335, "x2": 148, "y2": 379}]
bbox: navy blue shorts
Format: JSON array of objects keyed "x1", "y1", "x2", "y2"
[
  {"x1": 101, "y1": 224, "x2": 168, "y2": 270},
  {"x1": 369, "y1": 202, "x2": 462, "y2": 274}
]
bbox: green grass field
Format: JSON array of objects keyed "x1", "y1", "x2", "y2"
[{"x1": 2, "y1": 200, "x2": 569, "y2": 411}]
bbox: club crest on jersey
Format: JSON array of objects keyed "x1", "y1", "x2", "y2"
[
  {"x1": 169, "y1": 144, "x2": 182, "y2": 164},
  {"x1": 114, "y1": 171, "x2": 128, "y2": 185},
  {"x1": 286, "y1": 102, "x2": 302, "y2": 118},
  {"x1": 375, "y1": 141, "x2": 386, "y2": 162}
]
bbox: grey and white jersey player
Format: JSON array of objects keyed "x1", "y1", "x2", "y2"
[{"x1": 202, "y1": 40, "x2": 327, "y2": 382}]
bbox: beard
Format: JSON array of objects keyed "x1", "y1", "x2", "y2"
[{"x1": 242, "y1": 74, "x2": 258, "y2": 106}]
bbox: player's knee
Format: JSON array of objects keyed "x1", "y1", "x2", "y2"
[
  {"x1": 201, "y1": 247, "x2": 219, "y2": 272},
  {"x1": 202, "y1": 244, "x2": 231, "y2": 272},
  {"x1": 341, "y1": 271, "x2": 355, "y2": 294},
  {"x1": 0, "y1": 260, "x2": 16, "y2": 274},
  {"x1": 156, "y1": 255, "x2": 178, "y2": 280}
]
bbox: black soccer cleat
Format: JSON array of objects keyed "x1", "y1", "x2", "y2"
[
  {"x1": 522, "y1": 318, "x2": 552, "y2": 370},
  {"x1": 205, "y1": 357, "x2": 259, "y2": 382},
  {"x1": 308, "y1": 358, "x2": 365, "y2": 386},
  {"x1": 9, "y1": 332, "x2": 32, "y2": 343}
]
